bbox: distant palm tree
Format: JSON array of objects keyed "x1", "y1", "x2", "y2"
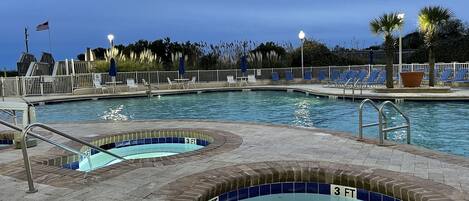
[
  {"x1": 418, "y1": 6, "x2": 453, "y2": 87},
  {"x1": 370, "y1": 13, "x2": 403, "y2": 88}
]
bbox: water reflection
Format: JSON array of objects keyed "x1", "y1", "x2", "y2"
[{"x1": 101, "y1": 105, "x2": 128, "y2": 121}]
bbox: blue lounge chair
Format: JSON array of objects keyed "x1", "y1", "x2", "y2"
[
  {"x1": 318, "y1": 70, "x2": 327, "y2": 82},
  {"x1": 439, "y1": 69, "x2": 453, "y2": 84},
  {"x1": 334, "y1": 70, "x2": 351, "y2": 87},
  {"x1": 375, "y1": 71, "x2": 386, "y2": 86},
  {"x1": 364, "y1": 70, "x2": 380, "y2": 87},
  {"x1": 453, "y1": 69, "x2": 469, "y2": 83},
  {"x1": 304, "y1": 71, "x2": 312, "y2": 81},
  {"x1": 272, "y1": 72, "x2": 280, "y2": 81},
  {"x1": 285, "y1": 71, "x2": 294, "y2": 81},
  {"x1": 330, "y1": 69, "x2": 340, "y2": 82},
  {"x1": 355, "y1": 70, "x2": 368, "y2": 84}
]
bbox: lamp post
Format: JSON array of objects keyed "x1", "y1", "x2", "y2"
[
  {"x1": 298, "y1": 30, "x2": 305, "y2": 79},
  {"x1": 107, "y1": 34, "x2": 114, "y2": 49},
  {"x1": 397, "y1": 13, "x2": 404, "y2": 87}
]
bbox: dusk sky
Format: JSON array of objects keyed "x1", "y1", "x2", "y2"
[{"x1": 1, "y1": 0, "x2": 468, "y2": 70}]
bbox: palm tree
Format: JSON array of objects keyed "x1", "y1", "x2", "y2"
[
  {"x1": 418, "y1": 6, "x2": 452, "y2": 87},
  {"x1": 370, "y1": 13, "x2": 403, "y2": 88}
]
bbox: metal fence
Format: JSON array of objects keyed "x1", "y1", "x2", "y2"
[{"x1": 2, "y1": 62, "x2": 469, "y2": 97}]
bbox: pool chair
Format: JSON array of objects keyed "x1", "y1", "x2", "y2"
[
  {"x1": 167, "y1": 77, "x2": 175, "y2": 89},
  {"x1": 188, "y1": 76, "x2": 197, "y2": 88},
  {"x1": 247, "y1": 75, "x2": 257, "y2": 84},
  {"x1": 333, "y1": 70, "x2": 352, "y2": 87},
  {"x1": 227, "y1": 75, "x2": 237, "y2": 87},
  {"x1": 363, "y1": 70, "x2": 380, "y2": 88},
  {"x1": 272, "y1": 72, "x2": 280, "y2": 82},
  {"x1": 126, "y1": 78, "x2": 138, "y2": 91},
  {"x1": 285, "y1": 71, "x2": 294, "y2": 82},
  {"x1": 453, "y1": 69, "x2": 469, "y2": 83},
  {"x1": 326, "y1": 69, "x2": 341, "y2": 86},
  {"x1": 374, "y1": 71, "x2": 387, "y2": 87},
  {"x1": 304, "y1": 71, "x2": 312, "y2": 81},
  {"x1": 93, "y1": 80, "x2": 108, "y2": 94},
  {"x1": 439, "y1": 69, "x2": 453, "y2": 85},
  {"x1": 318, "y1": 70, "x2": 327, "y2": 83},
  {"x1": 353, "y1": 70, "x2": 368, "y2": 87}
]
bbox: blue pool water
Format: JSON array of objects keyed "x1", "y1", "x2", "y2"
[
  {"x1": 78, "y1": 143, "x2": 203, "y2": 171},
  {"x1": 36, "y1": 91, "x2": 469, "y2": 157},
  {"x1": 241, "y1": 193, "x2": 358, "y2": 201}
]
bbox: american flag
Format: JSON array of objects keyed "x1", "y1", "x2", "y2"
[{"x1": 36, "y1": 21, "x2": 49, "y2": 31}]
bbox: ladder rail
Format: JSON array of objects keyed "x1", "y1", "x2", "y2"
[
  {"x1": 378, "y1": 101, "x2": 411, "y2": 145},
  {"x1": 358, "y1": 99, "x2": 387, "y2": 140},
  {"x1": 0, "y1": 119, "x2": 125, "y2": 193}
]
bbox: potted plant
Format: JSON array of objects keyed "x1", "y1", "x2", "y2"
[{"x1": 400, "y1": 71, "x2": 424, "y2": 87}]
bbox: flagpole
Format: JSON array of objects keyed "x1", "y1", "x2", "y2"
[{"x1": 47, "y1": 22, "x2": 52, "y2": 53}]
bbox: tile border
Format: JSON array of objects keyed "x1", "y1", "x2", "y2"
[{"x1": 158, "y1": 160, "x2": 464, "y2": 201}]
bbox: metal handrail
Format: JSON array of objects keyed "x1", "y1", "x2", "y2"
[
  {"x1": 0, "y1": 119, "x2": 126, "y2": 193},
  {"x1": 358, "y1": 99, "x2": 386, "y2": 140},
  {"x1": 0, "y1": 109, "x2": 17, "y2": 125},
  {"x1": 342, "y1": 78, "x2": 353, "y2": 99},
  {"x1": 378, "y1": 101, "x2": 411, "y2": 145}
]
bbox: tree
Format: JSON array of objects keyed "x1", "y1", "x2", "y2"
[
  {"x1": 418, "y1": 6, "x2": 453, "y2": 86},
  {"x1": 370, "y1": 13, "x2": 403, "y2": 88}
]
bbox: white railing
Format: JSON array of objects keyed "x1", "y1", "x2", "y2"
[{"x1": 1, "y1": 62, "x2": 469, "y2": 97}]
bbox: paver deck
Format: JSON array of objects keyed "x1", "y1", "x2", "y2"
[{"x1": 0, "y1": 121, "x2": 468, "y2": 200}]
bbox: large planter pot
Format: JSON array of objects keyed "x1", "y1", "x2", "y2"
[{"x1": 400, "y1": 72, "x2": 424, "y2": 88}]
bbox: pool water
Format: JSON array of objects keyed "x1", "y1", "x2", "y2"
[
  {"x1": 36, "y1": 91, "x2": 469, "y2": 157},
  {"x1": 242, "y1": 193, "x2": 358, "y2": 201},
  {"x1": 78, "y1": 143, "x2": 203, "y2": 171}
]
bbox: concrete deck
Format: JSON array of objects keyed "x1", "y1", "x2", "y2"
[
  {"x1": 0, "y1": 121, "x2": 468, "y2": 200},
  {"x1": 4, "y1": 84, "x2": 469, "y2": 105}
]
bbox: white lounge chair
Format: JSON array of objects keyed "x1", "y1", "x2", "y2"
[
  {"x1": 93, "y1": 80, "x2": 107, "y2": 94},
  {"x1": 188, "y1": 76, "x2": 197, "y2": 88},
  {"x1": 247, "y1": 75, "x2": 257, "y2": 84},
  {"x1": 127, "y1": 78, "x2": 138, "y2": 91},
  {"x1": 167, "y1": 77, "x2": 174, "y2": 89},
  {"x1": 227, "y1": 76, "x2": 237, "y2": 87}
]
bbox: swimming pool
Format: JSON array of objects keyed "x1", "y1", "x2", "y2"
[{"x1": 36, "y1": 91, "x2": 469, "y2": 157}]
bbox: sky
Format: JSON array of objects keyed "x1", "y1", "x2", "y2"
[{"x1": 0, "y1": 0, "x2": 468, "y2": 70}]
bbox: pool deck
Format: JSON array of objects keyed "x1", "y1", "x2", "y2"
[
  {"x1": 0, "y1": 120, "x2": 468, "y2": 200},
  {"x1": 4, "y1": 84, "x2": 469, "y2": 105}
]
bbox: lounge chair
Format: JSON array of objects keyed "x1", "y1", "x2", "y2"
[
  {"x1": 318, "y1": 70, "x2": 327, "y2": 83},
  {"x1": 334, "y1": 70, "x2": 352, "y2": 87},
  {"x1": 363, "y1": 70, "x2": 380, "y2": 87},
  {"x1": 304, "y1": 71, "x2": 312, "y2": 81},
  {"x1": 227, "y1": 75, "x2": 237, "y2": 87},
  {"x1": 188, "y1": 76, "x2": 197, "y2": 88},
  {"x1": 353, "y1": 70, "x2": 368, "y2": 86},
  {"x1": 247, "y1": 75, "x2": 256, "y2": 84},
  {"x1": 167, "y1": 77, "x2": 174, "y2": 89},
  {"x1": 326, "y1": 69, "x2": 341, "y2": 86},
  {"x1": 126, "y1": 78, "x2": 138, "y2": 91},
  {"x1": 373, "y1": 71, "x2": 386, "y2": 87},
  {"x1": 285, "y1": 71, "x2": 294, "y2": 82},
  {"x1": 272, "y1": 72, "x2": 280, "y2": 81},
  {"x1": 439, "y1": 69, "x2": 453, "y2": 85},
  {"x1": 93, "y1": 80, "x2": 107, "y2": 94},
  {"x1": 453, "y1": 69, "x2": 469, "y2": 83}
]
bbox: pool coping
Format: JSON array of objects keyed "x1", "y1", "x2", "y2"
[
  {"x1": 157, "y1": 160, "x2": 464, "y2": 201},
  {"x1": 16, "y1": 85, "x2": 469, "y2": 106},
  {"x1": 0, "y1": 128, "x2": 242, "y2": 189}
]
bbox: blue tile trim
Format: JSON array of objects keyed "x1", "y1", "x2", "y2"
[
  {"x1": 62, "y1": 137, "x2": 210, "y2": 170},
  {"x1": 213, "y1": 182, "x2": 400, "y2": 201}
]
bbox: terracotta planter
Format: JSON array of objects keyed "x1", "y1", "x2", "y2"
[{"x1": 400, "y1": 72, "x2": 424, "y2": 88}]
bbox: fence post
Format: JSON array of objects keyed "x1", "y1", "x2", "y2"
[
  {"x1": 216, "y1": 70, "x2": 219, "y2": 82},
  {"x1": 368, "y1": 64, "x2": 371, "y2": 76},
  {"x1": 22, "y1": 77, "x2": 26, "y2": 96},
  {"x1": 453, "y1": 62, "x2": 457, "y2": 74},
  {"x1": 15, "y1": 76, "x2": 20, "y2": 96},
  {"x1": 70, "y1": 75, "x2": 74, "y2": 94},
  {"x1": 328, "y1": 66, "x2": 331, "y2": 80},
  {"x1": 135, "y1": 71, "x2": 138, "y2": 83},
  {"x1": 156, "y1": 71, "x2": 159, "y2": 87},
  {"x1": 1, "y1": 77, "x2": 4, "y2": 101},
  {"x1": 197, "y1": 70, "x2": 200, "y2": 83},
  {"x1": 40, "y1": 83, "x2": 44, "y2": 96},
  {"x1": 411, "y1": 63, "x2": 414, "y2": 72}
]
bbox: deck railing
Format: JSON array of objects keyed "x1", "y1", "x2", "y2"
[{"x1": 1, "y1": 62, "x2": 469, "y2": 97}]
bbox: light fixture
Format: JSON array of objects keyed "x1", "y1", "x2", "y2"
[{"x1": 298, "y1": 30, "x2": 305, "y2": 40}]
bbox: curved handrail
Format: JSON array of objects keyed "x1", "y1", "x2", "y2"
[
  {"x1": 358, "y1": 99, "x2": 385, "y2": 140},
  {"x1": 18, "y1": 122, "x2": 126, "y2": 193},
  {"x1": 378, "y1": 101, "x2": 411, "y2": 145}
]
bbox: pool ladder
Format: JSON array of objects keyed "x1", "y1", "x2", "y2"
[
  {"x1": 0, "y1": 119, "x2": 126, "y2": 193},
  {"x1": 358, "y1": 99, "x2": 411, "y2": 145}
]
